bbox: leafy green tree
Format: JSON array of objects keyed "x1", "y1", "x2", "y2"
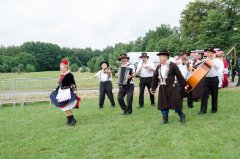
[
  {"x1": 21, "y1": 42, "x2": 62, "y2": 71},
  {"x1": 143, "y1": 24, "x2": 176, "y2": 51},
  {"x1": 16, "y1": 52, "x2": 36, "y2": 67},
  {"x1": 87, "y1": 57, "x2": 97, "y2": 72},
  {"x1": 197, "y1": 9, "x2": 228, "y2": 49},
  {"x1": 180, "y1": 0, "x2": 219, "y2": 47},
  {"x1": 0, "y1": 64, "x2": 10, "y2": 72},
  {"x1": 18, "y1": 64, "x2": 25, "y2": 72}
]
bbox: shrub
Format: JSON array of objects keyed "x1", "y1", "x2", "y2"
[
  {"x1": 70, "y1": 63, "x2": 78, "y2": 72},
  {"x1": 80, "y1": 66, "x2": 88, "y2": 72},
  {"x1": 26, "y1": 64, "x2": 36, "y2": 72}
]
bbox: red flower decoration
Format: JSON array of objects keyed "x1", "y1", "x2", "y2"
[{"x1": 61, "y1": 59, "x2": 69, "y2": 65}]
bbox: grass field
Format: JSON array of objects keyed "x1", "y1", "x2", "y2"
[{"x1": 0, "y1": 88, "x2": 239, "y2": 159}]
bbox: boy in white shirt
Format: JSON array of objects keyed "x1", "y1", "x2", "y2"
[{"x1": 95, "y1": 61, "x2": 115, "y2": 109}]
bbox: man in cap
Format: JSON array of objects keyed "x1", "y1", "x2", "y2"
[
  {"x1": 117, "y1": 54, "x2": 135, "y2": 115},
  {"x1": 135, "y1": 52, "x2": 155, "y2": 108},
  {"x1": 95, "y1": 61, "x2": 115, "y2": 109},
  {"x1": 150, "y1": 49, "x2": 189, "y2": 124},
  {"x1": 199, "y1": 47, "x2": 221, "y2": 114}
]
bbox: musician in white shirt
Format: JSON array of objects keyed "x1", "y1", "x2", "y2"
[
  {"x1": 199, "y1": 47, "x2": 220, "y2": 114},
  {"x1": 95, "y1": 61, "x2": 115, "y2": 109},
  {"x1": 134, "y1": 53, "x2": 155, "y2": 108},
  {"x1": 177, "y1": 51, "x2": 193, "y2": 108},
  {"x1": 116, "y1": 54, "x2": 135, "y2": 115},
  {"x1": 215, "y1": 51, "x2": 224, "y2": 88}
]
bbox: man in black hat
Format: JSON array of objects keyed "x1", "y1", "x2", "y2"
[
  {"x1": 150, "y1": 50, "x2": 189, "y2": 124},
  {"x1": 117, "y1": 54, "x2": 135, "y2": 115},
  {"x1": 135, "y1": 52, "x2": 155, "y2": 108},
  {"x1": 95, "y1": 61, "x2": 115, "y2": 109},
  {"x1": 199, "y1": 47, "x2": 221, "y2": 114}
]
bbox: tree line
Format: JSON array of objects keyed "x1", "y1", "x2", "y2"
[{"x1": 0, "y1": 0, "x2": 239, "y2": 73}]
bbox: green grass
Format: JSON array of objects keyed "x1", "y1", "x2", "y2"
[{"x1": 0, "y1": 88, "x2": 239, "y2": 159}]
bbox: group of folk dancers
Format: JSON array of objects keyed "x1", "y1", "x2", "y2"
[{"x1": 50, "y1": 47, "x2": 235, "y2": 125}]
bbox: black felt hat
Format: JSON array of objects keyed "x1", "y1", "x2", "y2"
[
  {"x1": 99, "y1": 61, "x2": 109, "y2": 67},
  {"x1": 157, "y1": 49, "x2": 171, "y2": 56},
  {"x1": 139, "y1": 52, "x2": 149, "y2": 58},
  {"x1": 204, "y1": 47, "x2": 216, "y2": 53},
  {"x1": 118, "y1": 53, "x2": 129, "y2": 61}
]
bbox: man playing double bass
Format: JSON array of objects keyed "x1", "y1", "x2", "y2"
[{"x1": 199, "y1": 47, "x2": 221, "y2": 114}]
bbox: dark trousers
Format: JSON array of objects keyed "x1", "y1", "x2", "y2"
[
  {"x1": 139, "y1": 77, "x2": 154, "y2": 107},
  {"x1": 187, "y1": 91, "x2": 193, "y2": 107},
  {"x1": 99, "y1": 81, "x2": 115, "y2": 108},
  {"x1": 236, "y1": 69, "x2": 240, "y2": 85},
  {"x1": 200, "y1": 77, "x2": 219, "y2": 113},
  {"x1": 231, "y1": 68, "x2": 237, "y2": 82},
  {"x1": 117, "y1": 84, "x2": 134, "y2": 113},
  {"x1": 161, "y1": 109, "x2": 182, "y2": 115},
  {"x1": 177, "y1": 82, "x2": 193, "y2": 107}
]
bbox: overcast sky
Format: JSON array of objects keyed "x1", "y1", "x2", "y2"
[{"x1": 0, "y1": 0, "x2": 193, "y2": 50}]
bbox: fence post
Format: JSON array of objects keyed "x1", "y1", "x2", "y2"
[{"x1": 10, "y1": 81, "x2": 15, "y2": 107}]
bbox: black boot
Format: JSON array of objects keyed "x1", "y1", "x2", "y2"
[
  {"x1": 161, "y1": 114, "x2": 168, "y2": 124},
  {"x1": 66, "y1": 116, "x2": 70, "y2": 125},
  {"x1": 68, "y1": 115, "x2": 77, "y2": 126},
  {"x1": 178, "y1": 112, "x2": 186, "y2": 123}
]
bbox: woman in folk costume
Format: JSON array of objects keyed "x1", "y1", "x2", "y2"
[
  {"x1": 222, "y1": 53, "x2": 229, "y2": 88},
  {"x1": 150, "y1": 50, "x2": 189, "y2": 124},
  {"x1": 50, "y1": 59, "x2": 80, "y2": 126}
]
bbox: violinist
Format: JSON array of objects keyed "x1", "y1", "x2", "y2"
[
  {"x1": 95, "y1": 61, "x2": 115, "y2": 109},
  {"x1": 187, "y1": 50, "x2": 204, "y2": 107},
  {"x1": 177, "y1": 51, "x2": 193, "y2": 108}
]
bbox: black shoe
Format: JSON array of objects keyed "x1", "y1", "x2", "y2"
[
  {"x1": 211, "y1": 110, "x2": 217, "y2": 114},
  {"x1": 198, "y1": 111, "x2": 206, "y2": 115},
  {"x1": 236, "y1": 84, "x2": 239, "y2": 87},
  {"x1": 179, "y1": 114, "x2": 186, "y2": 123},
  {"x1": 125, "y1": 111, "x2": 132, "y2": 115},
  {"x1": 99, "y1": 106, "x2": 103, "y2": 109},
  {"x1": 188, "y1": 106, "x2": 193, "y2": 108},
  {"x1": 161, "y1": 114, "x2": 168, "y2": 124},
  {"x1": 138, "y1": 106, "x2": 143, "y2": 109},
  {"x1": 68, "y1": 115, "x2": 77, "y2": 126}
]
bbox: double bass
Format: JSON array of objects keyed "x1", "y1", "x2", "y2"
[{"x1": 186, "y1": 59, "x2": 213, "y2": 93}]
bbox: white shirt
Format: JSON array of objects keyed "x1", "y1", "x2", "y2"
[
  {"x1": 215, "y1": 58, "x2": 224, "y2": 87},
  {"x1": 160, "y1": 61, "x2": 170, "y2": 77},
  {"x1": 136, "y1": 59, "x2": 155, "y2": 77},
  {"x1": 95, "y1": 70, "x2": 112, "y2": 82},
  {"x1": 206, "y1": 58, "x2": 221, "y2": 77},
  {"x1": 177, "y1": 59, "x2": 193, "y2": 79},
  {"x1": 121, "y1": 62, "x2": 135, "y2": 84}
]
